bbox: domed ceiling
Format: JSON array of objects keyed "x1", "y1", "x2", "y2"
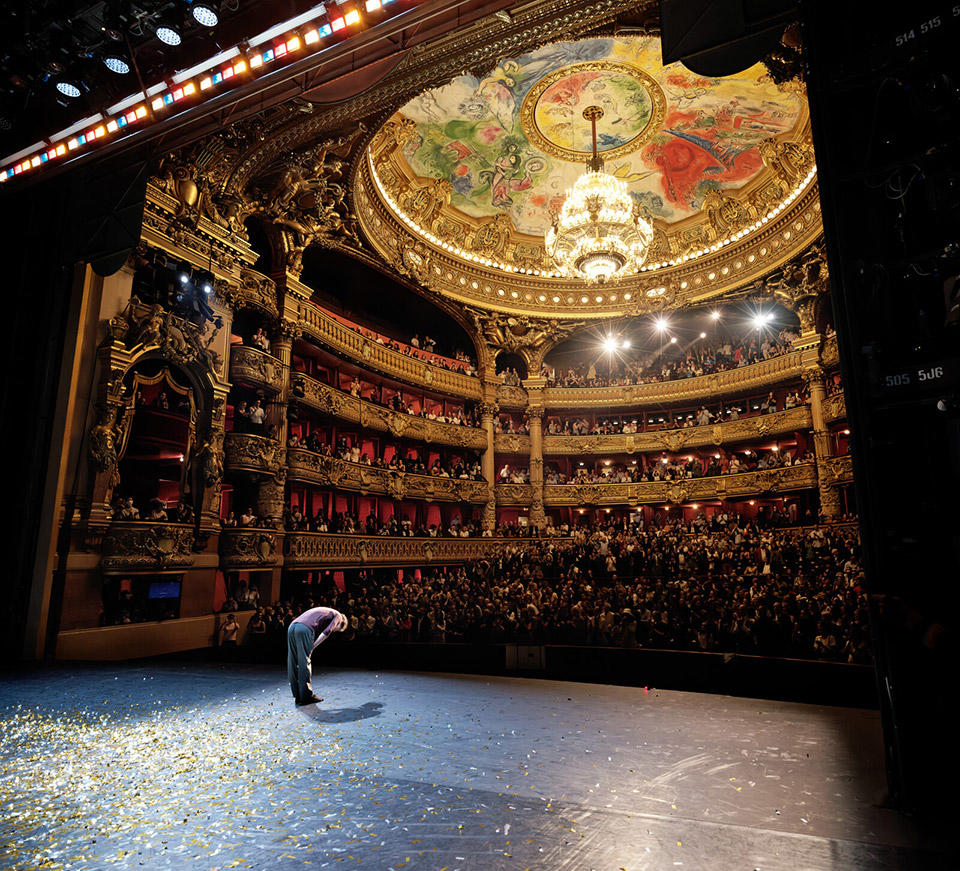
[{"x1": 355, "y1": 35, "x2": 821, "y2": 318}]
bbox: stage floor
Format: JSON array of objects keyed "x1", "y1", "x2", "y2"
[{"x1": 0, "y1": 663, "x2": 951, "y2": 871}]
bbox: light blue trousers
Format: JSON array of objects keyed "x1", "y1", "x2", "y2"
[{"x1": 287, "y1": 622, "x2": 315, "y2": 702}]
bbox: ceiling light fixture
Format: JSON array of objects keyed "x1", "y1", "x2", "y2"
[
  {"x1": 102, "y1": 51, "x2": 131, "y2": 74},
  {"x1": 191, "y1": 0, "x2": 220, "y2": 27},
  {"x1": 55, "y1": 79, "x2": 83, "y2": 98},
  {"x1": 156, "y1": 22, "x2": 183, "y2": 46},
  {"x1": 545, "y1": 105, "x2": 653, "y2": 284}
]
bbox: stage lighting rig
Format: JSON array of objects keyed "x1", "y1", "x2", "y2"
[
  {"x1": 191, "y1": 0, "x2": 220, "y2": 27},
  {"x1": 155, "y1": 19, "x2": 183, "y2": 46},
  {"x1": 102, "y1": 49, "x2": 132, "y2": 75}
]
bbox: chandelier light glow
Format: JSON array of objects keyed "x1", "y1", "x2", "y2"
[{"x1": 545, "y1": 106, "x2": 654, "y2": 284}]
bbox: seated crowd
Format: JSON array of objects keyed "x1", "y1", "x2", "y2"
[
  {"x1": 335, "y1": 521, "x2": 868, "y2": 661},
  {"x1": 108, "y1": 495, "x2": 194, "y2": 523},
  {"x1": 543, "y1": 329, "x2": 798, "y2": 389},
  {"x1": 337, "y1": 376, "x2": 479, "y2": 427},
  {"x1": 237, "y1": 519, "x2": 866, "y2": 663}
]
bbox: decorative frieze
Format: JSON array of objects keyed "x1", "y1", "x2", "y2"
[
  {"x1": 219, "y1": 528, "x2": 282, "y2": 569},
  {"x1": 230, "y1": 345, "x2": 286, "y2": 393},
  {"x1": 101, "y1": 523, "x2": 196, "y2": 572},
  {"x1": 224, "y1": 432, "x2": 283, "y2": 475},
  {"x1": 283, "y1": 533, "x2": 521, "y2": 568},
  {"x1": 296, "y1": 374, "x2": 486, "y2": 450},
  {"x1": 540, "y1": 462, "x2": 818, "y2": 507},
  {"x1": 818, "y1": 454, "x2": 854, "y2": 487},
  {"x1": 494, "y1": 433, "x2": 532, "y2": 454},
  {"x1": 286, "y1": 449, "x2": 489, "y2": 503},
  {"x1": 542, "y1": 405, "x2": 813, "y2": 455},
  {"x1": 495, "y1": 483, "x2": 535, "y2": 506},
  {"x1": 821, "y1": 391, "x2": 847, "y2": 424}
]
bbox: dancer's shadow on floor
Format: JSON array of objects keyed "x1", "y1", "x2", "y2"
[{"x1": 298, "y1": 701, "x2": 384, "y2": 723}]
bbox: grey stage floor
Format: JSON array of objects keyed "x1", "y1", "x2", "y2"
[{"x1": 0, "y1": 662, "x2": 951, "y2": 871}]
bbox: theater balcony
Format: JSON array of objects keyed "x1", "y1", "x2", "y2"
[
  {"x1": 283, "y1": 532, "x2": 510, "y2": 569},
  {"x1": 100, "y1": 522, "x2": 197, "y2": 573},
  {"x1": 224, "y1": 432, "x2": 284, "y2": 476},
  {"x1": 218, "y1": 528, "x2": 283, "y2": 571},
  {"x1": 542, "y1": 463, "x2": 818, "y2": 507},
  {"x1": 286, "y1": 449, "x2": 490, "y2": 504},
  {"x1": 295, "y1": 373, "x2": 486, "y2": 451},
  {"x1": 229, "y1": 344, "x2": 286, "y2": 394},
  {"x1": 542, "y1": 405, "x2": 813, "y2": 455},
  {"x1": 294, "y1": 298, "x2": 481, "y2": 400}
]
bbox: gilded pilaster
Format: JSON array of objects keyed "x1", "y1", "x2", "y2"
[
  {"x1": 805, "y1": 366, "x2": 841, "y2": 518},
  {"x1": 525, "y1": 395, "x2": 546, "y2": 530},
  {"x1": 479, "y1": 397, "x2": 498, "y2": 531}
]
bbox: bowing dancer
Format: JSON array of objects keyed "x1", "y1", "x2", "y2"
[{"x1": 287, "y1": 606, "x2": 349, "y2": 706}]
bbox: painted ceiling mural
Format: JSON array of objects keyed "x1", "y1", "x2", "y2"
[{"x1": 398, "y1": 36, "x2": 804, "y2": 237}]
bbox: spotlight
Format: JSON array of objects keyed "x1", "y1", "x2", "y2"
[
  {"x1": 191, "y1": 0, "x2": 220, "y2": 26},
  {"x1": 765, "y1": 312, "x2": 775, "y2": 322},
  {"x1": 55, "y1": 79, "x2": 83, "y2": 98},
  {"x1": 699, "y1": 332, "x2": 707, "y2": 339},
  {"x1": 102, "y1": 50, "x2": 131, "y2": 74},
  {"x1": 655, "y1": 317, "x2": 669, "y2": 332},
  {"x1": 710, "y1": 310, "x2": 721, "y2": 320},
  {"x1": 156, "y1": 22, "x2": 183, "y2": 45},
  {"x1": 178, "y1": 261, "x2": 192, "y2": 284},
  {"x1": 196, "y1": 270, "x2": 215, "y2": 294},
  {"x1": 603, "y1": 336, "x2": 617, "y2": 353},
  {"x1": 670, "y1": 336, "x2": 678, "y2": 344},
  {"x1": 751, "y1": 314, "x2": 766, "y2": 328},
  {"x1": 621, "y1": 340, "x2": 631, "y2": 349}
]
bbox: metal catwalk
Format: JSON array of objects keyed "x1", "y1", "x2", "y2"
[{"x1": 0, "y1": 664, "x2": 950, "y2": 870}]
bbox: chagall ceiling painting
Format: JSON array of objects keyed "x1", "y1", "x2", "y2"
[{"x1": 398, "y1": 37, "x2": 805, "y2": 236}]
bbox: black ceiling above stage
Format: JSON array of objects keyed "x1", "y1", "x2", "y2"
[{"x1": 0, "y1": 0, "x2": 318, "y2": 156}]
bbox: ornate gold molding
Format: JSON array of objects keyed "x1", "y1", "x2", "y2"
[
  {"x1": 230, "y1": 345, "x2": 286, "y2": 393},
  {"x1": 543, "y1": 405, "x2": 813, "y2": 455},
  {"x1": 495, "y1": 483, "x2": 535, "y2": 506},
  {"x1": 286, "y1": 449, "x2": 489, "y2": 504},
  {"x1": 224, "y1": 432, "x2": 284, "y2": 476},
  {"x1": 219, "y1": 528, "x2": 282, "y2": 570},
  {"x1": 291, "y1": 300, "x2": 482, "y2": 399},
  {"x1": 821, "y1": 391, "x2": 847, "y2": 424},
  {"x1": 295, "y1": 374, "x2": 486, "y2": 450},
  {"x1": 283, "y1": 533, "x2": 524, "y2": 568},
  {"x1": 541, "y1": 462, "x2": 818, "y2": 506},
  {"x1": 101, "y1": 522, "x2": 196, "y2": 573},
  {"x1": 218, "y1": 268, "x2": 279, "y2": 319},
  {"x1": 818, "y1": 454, "x2": 854, "y2": 487},
  {"x1": 494, "y1": 433, "x2": 532, "y2": 454},
  {"x1": 543, "y1": 350, "x2": 806, "y2": 409}
]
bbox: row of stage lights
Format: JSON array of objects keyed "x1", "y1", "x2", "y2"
[
  {"x1": 601, "y1": 310, "x2": 778, "y2": 353},
  {"x1": 2, "y1": 0, "x2": 411, "y2": 182}
]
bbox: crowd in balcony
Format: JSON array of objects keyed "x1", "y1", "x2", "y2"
[
  {"x1": 108, "y1": 495, "x2": 195, "y2": 523},
  {"x1": 543, "y1": 329, "x2": 798, "y2": 389},
  {"x1": 321, "y1": 521, "x2": 867, "y2": 662},
  {"x1": 245, "y1": 328, "x2": 272, "y2": 354},
  {"x1": 326, "y1": 310, "x2": 478, "y2": 375},
  {"x1": 288, "y1": 432, "x2": 485, "y2": 480},
  {"x1": 343, "y1": 376, "x2": 480, "y2": 427}
]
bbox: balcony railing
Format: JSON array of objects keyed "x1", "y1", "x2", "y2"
[
  {"x1": 101, "y1": 522, "x2": 196, "y2": 572},
  {"x1": 819, "y1": 454, "x2": 854, "y2": 487},
  {"x1": 219, "y1": 528, "x2": 282, "y2": 570},
  {"x1": 541, "y1": 463, "x2": 819, "y2": 506},
  {"x1": 495, "y1": 483, "x2": 534, "y2": 505},
  {"x1": 542, "y1": 351, "x2": 806, "y2": 410},
  {"x1": 294, "y1": 300, "x2": 482, "y2": 399},
  {"x1": 821, "y1": 391, "x2": 847, "y2": 424},
  {"x1": 286, "y1": 449, "x2": 490, "y2": 503},
  {"x1": 230, "y1": 345, "x2": 286, "y2": 393},
  {"x1": 295, "y1": 374, "x2": 486, "y2": 450},
  {"x1": 284, "y1": 533, "x2": 528, "y2": 568},
  {"x1": 542, "y1": 405, "x2": 813, "y2": 455},
  {"x1": 224, "y1": 432, "x2": 283, "y2": 475},
  {"x1": 494, "y1": 432, "x2": 531, "y2": 453}
]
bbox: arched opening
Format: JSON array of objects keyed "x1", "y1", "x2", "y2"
[
  {"x1": 113, "y1": 363, "x2": 198, "y2": 524},
  {"x1": 244, "y1": 217, "x2": 275, "y2": 275},
  {"x1": 300, "y1": 247, "x2": 478, "y2": 366},
  {"x1": 495, "y1": 351, "x2": 527, "y2": 383}
]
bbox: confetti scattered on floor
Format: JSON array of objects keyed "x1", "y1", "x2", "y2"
[{"x1": 0, "y1": 663, "x2": 952, "y2": 870}]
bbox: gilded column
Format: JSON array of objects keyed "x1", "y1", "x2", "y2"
[
  {"x1": 526, "y1": 403, "x2": 546, "y2": 530},
  {"x1": 806, "y1": 367, "x2": 841, "y2": 518},
  {"x1": 479, "y1": 400, "x2": 498, "y2": 532},
  {"x1": 256, "y1": 322, "x2": 297, "y2": 529}
]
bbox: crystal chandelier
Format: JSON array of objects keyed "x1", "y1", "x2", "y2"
[{"x1": 545, "y1": 106, "x2": 654, "y2": 284}]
